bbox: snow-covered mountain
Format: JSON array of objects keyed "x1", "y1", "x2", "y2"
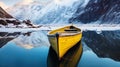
[
  {"x1": 0, "y1": 7, "x2": 13, "y2": 18},
  {"x1": 0, "y1": 6, "x2": 40, "y2": 48},
  {"x1": 70, "y1": 0, "x2": 120, "y2": 24},
  {"x1": 7, "y1": 0, "x2": 89, "y2": 24},
  {"x1": 7, "y1": 0, "x2": 120, "y2": 24},
  {"x1": 7, "y1": 1, "x2": 46, "y2": 23}
]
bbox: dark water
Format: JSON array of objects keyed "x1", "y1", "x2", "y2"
[{"x1": 0, "y1": 40, "x2": 120, "y2": 67}]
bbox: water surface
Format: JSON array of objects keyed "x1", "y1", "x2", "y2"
[{"x1": 0, "y1": 41, "x2": 120, "y2": 67}]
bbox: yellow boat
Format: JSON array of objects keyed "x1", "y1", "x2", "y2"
[
  {"x1": 47, "y1": 41, "x2": 83, "y2": 67},
  {"x1": 48, "y1": 25, "x2": 82, "y2": 59}
]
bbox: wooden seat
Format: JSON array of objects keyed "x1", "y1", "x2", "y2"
[{"x1": 64, "y1": 29, "x2": 78, "y2": 31}]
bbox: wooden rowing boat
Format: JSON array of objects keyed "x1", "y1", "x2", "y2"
[{"x1": 48, "y1": 25, "x2": 82, "y2": 59}]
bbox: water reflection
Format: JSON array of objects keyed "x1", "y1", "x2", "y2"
[
  {"x1": 13, "y1": 31, "x2": 50, "y2": 49},
  {"x1": 83, "y1": 31, "x2": 120, "y2": 61},
  {"x1": 0, "y1": 36, "x2": 120, "y2": 67},
  {"x1": 1, "y1": 30, "x2": 120, "y2": 67},
  {"x1": 0, "y1": 42, "x2": 49, "y2": 67},
  {"x1": 0, "y1": 32, "x2": 32, "y2": 48},
  {"x1": 47, "y1": 41, "x2": 83, "y2": 67},
  {"x1": 0, "y1": 32, "x2": 20, "y2": 48},
  {"x1": 0, "y1": 38, "x2": 14, "y2": 48}
]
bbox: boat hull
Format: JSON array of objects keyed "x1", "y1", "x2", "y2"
[
  {"x1": 58, "y1": 33, "x2": 82, "y2": 59},
  {"x1": 48, "y1": 25, "x2": 82, "y2": 59}
]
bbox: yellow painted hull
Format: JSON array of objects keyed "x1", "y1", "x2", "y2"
[
  {"x1": 48, "y1": 25, "x2": 82, "y2": 59},
  {"x1": 58, "y1": 33, "x2": 82, "y2": 58}
]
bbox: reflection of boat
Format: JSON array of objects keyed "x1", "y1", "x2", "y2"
[
  {"x1": 47, "y1": 41, "x2": 83, "y2": 67},
  {"x1": 48, "y1": 25, "x2": 82, "y2": 59}
]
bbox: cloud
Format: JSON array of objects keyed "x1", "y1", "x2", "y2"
[{"x1": 0, "y1": 2, "x2": 8, "y2": 9}]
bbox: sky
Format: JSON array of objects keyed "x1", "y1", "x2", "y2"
[
  {"x1": 0, "y1": 0, "x2": 21, "y2": 8},
  {"x1": 0, "y1": 0, "x2": 37, "y2": 9},
  {"x1": 0, "y1": 0, "x2": 50, "y2": 9}
]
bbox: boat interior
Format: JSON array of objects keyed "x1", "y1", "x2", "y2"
[{"x1": 49, "y1": 26, "x2": 81, "y2": 36}]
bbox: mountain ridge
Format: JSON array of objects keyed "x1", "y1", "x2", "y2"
[{"x1": 0, "y1": 6, "x2": 13, "y2": 18}]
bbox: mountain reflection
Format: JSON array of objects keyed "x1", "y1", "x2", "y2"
[
  {"x1": 0, "y1": 32, "x2": 33, "y2": 48},
  {"x1": 13, "y1": 31, "x2": 50, "y2": 49},
  {"x1": 0, "y1": 32, "x2": 21, "y2": 48},
  {"x1": 0, "y1": 38, "x2": 14, "y2": 48},
  {"x1": 47, "y1": 41, "x2": 83, "y2": 67},
  {"x1": 83, "y1": 31, "x2": 120, "y2": 61}
]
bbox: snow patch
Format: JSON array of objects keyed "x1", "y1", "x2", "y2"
[{"x1": 54, "y1": 0, "x2": 78, "y2": 7}]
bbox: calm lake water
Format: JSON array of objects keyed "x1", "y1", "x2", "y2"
[
  {"x1": 0, "y1": 31, "x2": 120, "y2": 67},
  {"x1": 0, "y1": 40, "x2": 120, "y2": 67}
]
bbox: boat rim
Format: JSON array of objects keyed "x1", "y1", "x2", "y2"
[{"x1": 47, "y1": 31, "x2": 82, "y2": 37}]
